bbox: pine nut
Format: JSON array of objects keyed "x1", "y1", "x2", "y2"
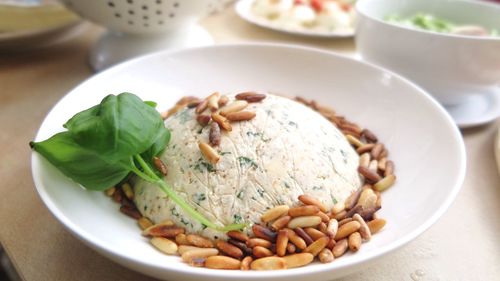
[
  {"x1": 178, "y1": 245, "x2": 204, "y2": 255},
  {"x1": 209, "y1": 122, "x2": 221, "y2": 146},
  {"x1": 105, "y1": 187, "x2": 115, "y2": 196},
  {"x1": 186, "y1": 234, "x2": 214, "y2": 248},
  {"x1": 358, "y1": 166, "x2": 382, "y2": 182},
  {"x1": 338, "y1": 217, "x2": 353, "y2": 226},
  {"x1": 152, "y1": 157, "x2": 168, "y2": 176},
  {"x1": 331, "y1": 202, "x2": 345, "y2": 215},
  {"x1": 207, "y1": 92, "x2": 221, "y2": 112},
  {"x1": 304, "y1": 227, "x2": 326, "y2": 241},
  {"x1": 282, "y1": 253, "x2": 314, "y2": 268},
  {"x1": 250, "y1": 256, "x2": 286, "y2": 270},
  {"x1": 211, "y1": 112, "x2": 232, "y2": 131},
  {"x1": 327, "y1": 238, "x2": 336, "y2": 250},
  {"x1": 220, "y1": 100, "x2": 248, "y2": 116},
  {"x1": 218, "y1": 95, "x2": 229, "y2": 107},
  {"x1": 344, "y1": 188, "x2": 362, "y2": 210},
  {"x1": 122, "y1": 183, "x2": 134, "y2": 200},
  {"x1": 276, "y1": 230, "x2": 289, "y2": 257},
  {"x1": 235, "y1": 92, "x2": 267, "y2": 103},
  {"x1": 332, "y1": 238, "x2": 348, "y2": 258},
  {"x1": 199, "y1": 142, "x2": 220, "y2": 164},
  {"x1": 385, "y1": 161, "x2": 395, "y2": 176},
  {"x1": 181, "y1": 248, "x2": 219, "y2": 263},
  {"x1": 196, "y1": 114, "x2": 211, "y2": 126},
  {"x1": 368, "y1": 160, "x2": 378, "y2": 172},
  {"x1": 346, "y1": 134, "x2": 364, "y2": 148},
  {"x1": 374, "y1": 175, "x2": 396, "y2": 191},
  {"x1": 205, "y1": 255, "x2": 241, "y2": 270},
  {"x1": 361, "y1": 129, "x2": 378, "y2": 143},
  {"x1": 240, "y1": 256, "x2": 253, "y2": 270},
  {"x1": 195, "y1": 99, "x2": 208, "y2": 114},
  {"x1": 246, "y1": 238, "x2": 272, "y2": 248},
  {"x1": 318, "y1": 222, "x2": 328, "y2": 234},
  {"x1": 367, "y1": 218, "x2": 386, "y2": 234},
  {"x1": 288, "y1": 205, "x2": 320, "y2": 217},
  {"x1": 353, "y1": 214, "x2": 371, "y2": 241},
  {"x1": 150, "y1": 237, "x2": 177, "y2": 255},
  {"x1": 227, "y1": 231, "x2": 249, "y2": 242},
  {"x1": 253, "y1": 246, "x2": 274, "y2": 258},
  {"x1": 287, "y1": 216, "x2": 322, "y2": 229},
  {"x1": 359, "y1": 152, "x2": 371, "y2": 168},
  {"x1": 348, "y1": 232, "x2": 362, "y2": 252},
  {"x1": 334, "y1": 210, "x2": 347, "y2": 221},
  {"x1": 318, "y1": 248, "x2": 334, "y2": 263},
  {"x1": 357, "y1": 188, "x2": 377, "y2": 210},
  {"x1": 216, "y1": 241, "x2": 243, "y2": 259},
  {"x1": 286, "y1": 243, "x2": 296, "y2": 254},
  {"x1": 175, "y1": 233, "x2": 190, "y2": 245},
  {"x1": 271, "y1": 215, "x2": 291, "y2": 231},
  {"x1": 294, "y1": 227, "x2": 314, "y2": 245},
  {"x1": 261, "y1": 205, "x2": 290, "y2": 223},
  {"x1": 298, "y1": 194, "x2": 328, "y2": 213},
  {"x1": 189, "y1": 257, "x2": 206, "y2": 267},
  {"x1": 356, "y1": 143, "x2": 375, "y2": 154},
  {"x1": 137, "y1": 217, "x2": 153, "y2": 230},
  {"x1": 316, "y1": 211, "x2": 330, "y2": 223},
  {"x1": 378, "y1": 157, "x2": 387, "y2": 171},
  {"x1": 304, "y1": 236, "x2": 329, "y2": 256},
  {"x1": 228, "y1": 239, "x2": 252, "y2": 256},
  {"x1": 335, "y1": 221, "x2": 361, "y2": 240},
  {"x1": 284, "y1": 228, "x2": 307, "y2": 250},
  {"x1": 326, "y1": 219, "x2": 339, "y2": 238},
  {"x1": 225, "y1": 111, "x2": 256, "y2": 121},
  {"x1": 119, "y1": 205, "x2": 141, "y2": 219},
  {"x1": 252, "y1": 224, "x2": 277, "y2": 242}
]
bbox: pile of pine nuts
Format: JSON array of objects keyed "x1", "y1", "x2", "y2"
[{"x1": 105, "y1": 93, "x2": 396, "y2": 270}]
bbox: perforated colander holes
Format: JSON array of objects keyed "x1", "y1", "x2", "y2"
[{"x1": 106, "y1": 0, "x2": 181, "y2": 28}]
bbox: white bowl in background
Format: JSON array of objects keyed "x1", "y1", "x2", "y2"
[
  {"x1": 31, "y1": 44, "x2": 466, "y2": 281},
  {"x1": 355, "y1": 0, "x2": 500, "y2": 127}
]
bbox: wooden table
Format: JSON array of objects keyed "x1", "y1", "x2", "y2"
[{"x1": 1, "y1": 6, "x2": 499, "y2": 281}]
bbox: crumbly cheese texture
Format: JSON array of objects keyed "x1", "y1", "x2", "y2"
[{"x1": 134, "y1": 94, "x2": 361, "y2": 238}]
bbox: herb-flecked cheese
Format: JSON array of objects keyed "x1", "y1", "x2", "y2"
[{"x1": 133, "y1": 94, "x2": 362, "y2": 239}]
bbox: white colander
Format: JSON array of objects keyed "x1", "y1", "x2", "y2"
[{"x1": 63, "y1": 0, "x2": 214, "y2": 70}]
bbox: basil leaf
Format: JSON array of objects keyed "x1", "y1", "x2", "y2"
[
  {"x1": 31, "y1": 132, "x2": 130, "y2": 190},
  {"x1": 63, "y1": 93, "x2": 164, "y2": 162},
  {"x1": 141, "y1": 126, "x2": 171, "y2": 163},
  {"x1": 144, "y1": 101, "x2": 157, "y2": 108}
]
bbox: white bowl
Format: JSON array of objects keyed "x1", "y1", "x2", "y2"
[
  {"x1": 31, "y1": 44, "x2": 466, "y2": 281},
  {"x1": 355, "y1": 0, "x2": 500, "y2": 107}
]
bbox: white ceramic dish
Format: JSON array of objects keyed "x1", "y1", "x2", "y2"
[
  {"x1": 355, "y1": 0, "x2": 500, "y2": 128},
  {"x1": 31, "y1": 44, "x2": 466, "y2": 281},
  {"x1": 235, "y1": 0, "x2": 354, "y2": 38}
]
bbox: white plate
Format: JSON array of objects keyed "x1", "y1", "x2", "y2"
[
  {"x1": 235, "y1": 0, "x2": 354, "y2": 38},
  {"x1": 31, "y1": 44, "x2": 466, "y2": 281},
  {"x1": 446, "y1": 88, "x2": 500, "y2": 129}
]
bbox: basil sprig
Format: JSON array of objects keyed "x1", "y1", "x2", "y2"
[{"x1": 31, "y1": 93, "x2": 245, "y2": 232}]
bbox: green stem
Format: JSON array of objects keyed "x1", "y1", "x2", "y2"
[{"x1": 133, "y1": 154, "x2": 246, "y2": 232}]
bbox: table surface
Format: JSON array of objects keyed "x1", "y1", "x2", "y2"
[{"x1": 1, "y1": 5, "x2": 499, "y2": 281}]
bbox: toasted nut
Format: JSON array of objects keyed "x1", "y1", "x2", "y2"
[
  {"x1": 251, "y1": 256, "x2": 286, "y2": 270},
  {"x1": 357, "y1": 206, "x2": 381, "y2": 221},
  {"x1": 385, "y1": 161, "x2": 395, "y2": 176},
  {"x1": 181, "y1": 248, "x2": 219, "y2": 263},
  {"x1": 235, "y1": 92, "x2": 267, "y2": 103},
  {"x1": 371, "y1": 143, "x2": 384, "y2": 160},
  {"x1": 335, "y1": 221, "x2": 361, "y2": 240},
  {"x1": 271, "y1": 215, "x2": 291, "y2": 231},
  {"x1": 143, "y1": 224, "x2": 184, "y2": 238},
  {"x1": 276, "y1": 230, "x2": 289, "y2": 257},
  {"x1": 294, "y1": 96, "x2": 311, "y2": 106},
  {"x1": 151, "y1": 237, "x2": 177, "y2": 255},
  {"x1": 240, "y1": 256, "x2": 253, "y2": 270},
  {"x1": 344, "y1": 188, "x2": 363, "y2": 210},
  {"x1": 318, "y1": 248, "x2": 334, "y2": 263},
  {"x1": 374, "y1": 175, "x2": 396, "y2": 191},
  {"x1": 326, "y1": 219, "x2": 339, "y2": 238},
  {"x1": 294, "y1": 227, "x2": 314, "y2": 245},
  {"x1": 178, "y1": 245, "x2": 204, "y2": 255},
  {"x1": 361, "y1": 129, "x2": 378, "y2": 143},
  {"x1": 216, "y1": 241, "x2": 243, "y2": 259},
  {"x1": 195, "y1": 99, "x2": 208, "y2": 114},
  {"x1": 368, "y1": 160, "x2": 378, "y2": 172},
  {"x1": 345, "y1": 205, "x2": 363, "y2": 219},
  {"x1": 304, "y1": 236, "x2": 329, "y2": 256},
  {"x1": 205, "y1": 255, "x2": 241, "y2": 270},
  {"x1": 284, "y1": 229, "x2": 307, "y2": 250},
  {"x1": 346, "y1": 134, "x2": 364, "y2": 148},
  {"x1": 220, "y1": 100, "x2": 248, "y2": 116},
  {"x1": 160, "y1": 110, "x2": 170, "y2": 120},
  {"x1": 119, "y1": 205, "x2": 141, "y2": 219},
  {"x1": 375, "y1": 191, "x2": 382, "y2": 208},
  {"x1": 358, "y1": 166, "x2": 382, "y2": 183},
  {"x1": 353, "y1": 214, "x2": 371, "y2": 241},
  {"x1": 340, "y1": 123, "x2": 362, "y2": 138},
  {"x1": 348, "y1": 232, "x2": 362, "y2": 252},
  {"x1": 187, "y1": 100, "x2": 201, "y2": 108},
  {"x1": 282, "y1": 253, "x2": 314, "y2": 268},
  {"x1": 218, "y1": 95, "x2": 229, "y2": 107},
  {"x1": 187, "y1": 234, "x2": 214, "y2": 248},
  {"x1": 199, "y1": 142, "x2": 220, "y2": 164},
  {"x1": 334, "y1": 210, "x2": 347, "y2": 221},
  {"x1": 225, "y1": 111, "x2": 256, "y2": 121},
  {"x1": 338, "y1": 217, "x2": 353, "y2": 226},
  {"x1": 228, "y1": 239, "x2": 252, "y2": 256},
  {"x1": 211, "y1": 112, "x2": 232, "y2": 131},
  {"x1": 286, "y1": 243, "x2": 296, "y2": 254},
  {"x1": 298, "y1": 194, "x2": 328, "y2": 213},
  {"x1": 356, "y1": 143, "x2": 375, "y2": 154},
  {"x1": 175, "y1": 233, "x2": 190, "y2": 245},
  {"x1": 304, "y1": 227, "x2": 326, "y2": 241},
  {"x1": 331, "y1": 202, "x2": 345, "y2": 215},
  {"x1": 105, "y1": 187, "x2": 115, "y2": 196},
  {"x1": 196, "y1": 114, "x2": 211, "y2": 126},
  {"x1": 207, "y1": 92, "x2": 221, "y2": 112},
  {"x1": 209, "y1": 122, "x2": 221, "y2": 146},
  {"x1": 261, "y1": 205, "x2": 290, "y2": 223},
  {"x1": 246, "y1": 238, "x2": 272, "y2": 248},
  {"x1": 252, "y1": 224, "x2": 277, "y2": 242},
  {"x1": 357, "y1": 188, "x2": 377, "y2": 210},
  {"x1": 380, "y1": 148, "x2": 388, "y2": 159},
  {"x1": 367, "y1": 218, "x2": 386, "y2": 234},
  {"x1": 121, "y1": 183, "x2": 134, "y2": 200},
  {"x1": 316, "y1": 211, "x2": 330, "y2": 223},
  {"x1": 253, "y1": 246, "x2": 274, "y2": 258},
  {"x1": 164, "y1": 105, "x2": 184, "y2": 119},
  {"x1": 332, "y1": 238, "x2": 348, "y2": 258},
  {"x1": 153, "y1": 157, "x2": 168, "y2": 176},
  {"x1": 138, "y1": 217, "x2": 153, "y2": 230},
  {"x1": 378, "y1": 157, "x2": 387, "y2": 171},
  {"x1": 227, "y1": 231, "x2": 249, "y2": 242},
  {"x1": 318, "y1": 222, "x2": 328, "y2": 233},
  {"x1": 288, "y1": 216, "x2": 322, "y2": 229},
  {"x1": 359, "y1": 152, "x2": 371, "y2": 168},
  {"x1": 327, "y1": 238, "x2": 336, "y2": 249},
  {"x1": 176, "y1": 96, "x2": 199, "y2": 106},
  {"x1": 189, "y1": 257, "x2": 206, "y2": 267},
  {"x1": 288, "y1": 205, "x2": 320, "y2": 217}
]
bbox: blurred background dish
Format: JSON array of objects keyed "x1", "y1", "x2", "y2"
[
  {"x1": 0, "y1": 0, "x2": 84, "y2": 52},
  {"x1": 355, "y1": 0, "x2": 500, "y2": 128}
]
